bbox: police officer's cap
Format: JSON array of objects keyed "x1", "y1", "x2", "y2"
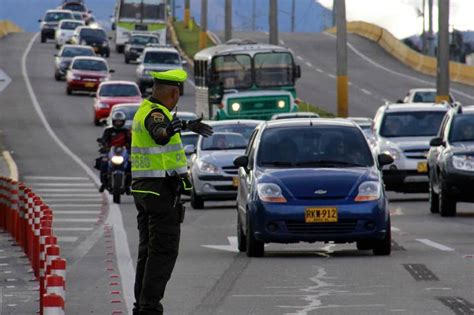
[{"x1": 150, "y1": 69, "x2": 187, "y2": 88}]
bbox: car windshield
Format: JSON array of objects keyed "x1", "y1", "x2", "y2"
[
  {"x1": 182, "y1": 134, "x2": 199, "y2": 148},
  {"x1": 255, "y1": 52, "x2": 294, "y2": 88},
  {"x1": 60, "y1": 21, "x2": 82, "y2": 30},
  {"x1": 112, "y1": 106, "x2": 139, "y2": 120},
  {"x1": 80, "y1": 28, "x2": 106, "y2": 40},
  {"x1": 380, "y1": 111, "x2": 446, "y2": 137},
  {"x1": 201, "y1": 132, "x2": 248, "y2": 151},
  {"x1": 449, "y1": 115, "x2": 474, "y2": 142},
  {"x1": 258, "y1": 126, "x2": 374, "y2": 168},
  {"x1": 143, "y1": 52, "x2": 180, "y2": 65},
  {"x1": 412, "y1": 91, "x2": 454, "y2": 103},
  {"x1": 72, "y1": 59, "x2": 107, "y2": 71},
  {"x1": 61, "y1": 47, "x2": 94, "y2": 57},
  {"x1": 99, "y1": 85, "x2": 139, "y2": 97},
  {"x1": 73, "y1": 13, "x2": 83, "y2": 20},
  {"x1": 63, "y1": 3, "x2": 86, "y2": 12},
  {"x1": 212, "y1": 123, "x2": 259, "y2": 142},
  {"x1": 131, "y1": 36, "x2": 159, "y2": 45},
  {"x1": 212, "y1": 54, "x2": 252, "y2": 89},
  {"x1": 45, "y1": 12, "x2": 73, "y2": 22}
]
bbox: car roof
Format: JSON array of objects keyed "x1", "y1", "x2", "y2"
[
  {"x1": 383, "y1": 103, "x2": 449, "y2": 112},
  {"x1": 272, "y1": 112, "x2": 319, "y2": 118},
  {"x1": 111, "y1": 103, "x2": 141, "y2": 108},
  {"x1": 348, "y1": 117, "x2": 373, "y2": 123},
  {"x1": 264, "y1": 118, "x2": 357, "y2": 129},
  {"x1": 207, "y1": 119, "x2": 263, "y2": 126},
  {"x1": 143, "y1": 47, "x2": 179, "y2": 53},
  {"x1": 409, "y1": 88, "x2": 436, "y2": 93},
  {"x1": 59, "y1": 19, "x2": 84, "y2": 24},
  {"x1": 71, "y1": 56, "x2": 107, "y2": 63},
  {"x1": 77, "y1": 26, "x2": 105, "y2": 31},
  {"x1": 62, "y1": 44, "x2": 93, "y2": 49},
  {"x1": 131, "y1": 32, "x2": 159, "y2": 37},
  {"x1": 194, "y1": 42, "x2": 292, "y2": 60},
  {"x1": 99, "y1": 80, "x2": 138, "y2": 86}
]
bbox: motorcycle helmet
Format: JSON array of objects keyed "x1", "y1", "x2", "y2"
[{"x1": 112, "y1": 111, "x2": 126, "y2": 128}]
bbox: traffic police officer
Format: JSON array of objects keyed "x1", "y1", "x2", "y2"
[{"x1": 131, "y1": 69, "x2": 213, "y2": 315}]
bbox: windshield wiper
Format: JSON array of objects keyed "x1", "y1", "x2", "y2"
[{"x1": 294, "y1": 160, "x2": 366, "y2": 167}]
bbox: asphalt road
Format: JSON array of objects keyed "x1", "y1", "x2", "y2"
[{"x1": 0, "y1": 32, "x2": 473, "y2": 315}]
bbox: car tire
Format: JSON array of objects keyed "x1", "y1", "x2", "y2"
[
  {"x1": 41, "y1": 35, "x2": 46, "y2": 43},
  {"x1": 125, "y1": 56, "x2": 130, "y2": 64},
  {"x1": 191, "y1": 188, "x2": 204, "y2": 209},
  {"x1": 246, "y1": 216, "x2": 264, "y2": 257},
  {"x1": 54, "y1": 72, "x2": 62, "y2": 81},
  {"x1": 94, "y1": 118, "x2": 101, "y2": 126},
  {"x1": 372, "y1": 218, "x2": 391, "y2": 256},
  {"x1": 66, "y1": 87, "x2": 72, "y2": 95},
  {"x1": 356, "y1": 240, "x2": 373, "y2": 250},
  {"x1": 439, "y1": 184, "x2": 456, "y2": 217},
  {"x1": 55, "y1": 43, "x2": 60, "y2": 49},
  {"x1": 237, "y1": 211, "x2": 246, "y2": 252},
  {"x1": 105, "y1": 51, "x2": 110, "y2": 58},
  {"x1": 429, "y1": 180, "x2": 439, "y2": 214}
]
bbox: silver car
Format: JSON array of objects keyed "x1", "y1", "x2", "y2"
[
  {"x1": 54, "y1": 44, "x2": 95, "y2": 80},
  {"x1": 105, "y1": 103, "x2": 141, "y2": 129},
  {"x1": 187, "y1": 120, "x2": 261, "y2": 208}
]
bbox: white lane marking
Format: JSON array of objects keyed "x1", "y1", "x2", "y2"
[
  {"x1": 54, "y1": 211, "x2": 101, "y2": 215},
  {"x1": 316, "y1": 68, "x2": 324, "y2": 73},
  {"x1": 279, "y1": 39, "x2": 286, "y2": 45},
  {"x1": 58, "y1": 236, "x2": 79, "y2": 243},
  {"x1": 54, "y1": 218, "x2": 97, "y2": 223},
  {"x1": 297, "y1": 55, "x2": 303, "y2": 61},
  {"x1": 324, "y1": 32, "x2": 474, "y2": 100},
  {"x1": 425, "y1": 287, "x2": 452, "y2": 291},
  {"x1": 202, "y1": 236, "x2": 238, "y2": 252},
  {"x1": 47, "y1": 204, "x2": 102, "y2": 207},
  {"x1": 348, "y1": 81, "x2": 353, "y2": 86},
  {"x1": 327, "y1": 73, "x2": 336, "y2": 79},
  {"x1": 23, "y1": 32, "x2": 134, "y2": 313},
  {"x1": 390, "y1": 207, "x2": 404, "y2": 216},
  {"x1": 35, "y1": 188, "x2": 98, "y2": 193},
  {"x1": 382, "y1": 98, "x2": 391, "y2": 103},
  {"x1": 391, "y1": 226, "x2": 401, "y2": 232},
  {"x1": 416, "y1": 239, "x2": 455, "y2": 251},
  {"x1": 360, "y1": 88, "x2": 372, "y2": 95},
  {"x1": 43, "y1": 199, "x2": 103, "y2": 203},
  {"x1": 54, "y1": 227, "x2": 94, "y2": 231},
  {"x1": 29, "y1": 183, "x2": 95, "y2": 187},
  {"x1": 0, "y1": 68, "x2": 12, "y2": 93},
  {"x1": 305, "y1": 61, "x2": 313, "y2": 67},
  {"x1": 0, "y1": 263, "x2": 9, "y2": 266},
  {"x1": 24, "y1": 176, "x2": 89, "y2": 180},
  {"x1": 40, "y1": 194, "x2": 101, "y2": 197},
  {"x1": 7, "y1": 304, "x2": 17, "y2": 307}
]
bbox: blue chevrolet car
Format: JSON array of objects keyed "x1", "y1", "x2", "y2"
[{"x1": 234, "y1": 118, "x2": 394, "y2": 257}]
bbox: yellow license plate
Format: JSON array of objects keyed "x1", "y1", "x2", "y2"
[
  {"x1": 305, "y1": 207, "x2": 338, "y2": 223},
  {"x1": 84, "y1": 82, "x2": 95, "y2": 88},
  {"x1": 232, "y1": 176, "x2": 239, "y2": 187},
  {"x1": 417, "y1": 162, "x2": 428, "y2": 173}
]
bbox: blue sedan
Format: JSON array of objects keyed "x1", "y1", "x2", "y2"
[{"x1": 234, "y1": 118, "x2": 394, "y2": 257}]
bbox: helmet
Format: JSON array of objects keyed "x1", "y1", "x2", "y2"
[{"x1": 112, "y1": 111, "x2": 126, "y2": 128}]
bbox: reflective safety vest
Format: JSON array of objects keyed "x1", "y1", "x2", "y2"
[{"x1": 131, "y1": 99, "x2": 188, "y2": 178}]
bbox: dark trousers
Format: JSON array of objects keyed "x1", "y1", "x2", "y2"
[{"x1": 132, "y1": 179, "x2": 181, "y2": 315}]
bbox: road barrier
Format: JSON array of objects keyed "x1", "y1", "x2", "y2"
[
  {"x1": 0, "y1": 176, "x2": 67, "y2": 315},
  {"x1": 327, "y1": 21, "x2": 474, "y2": 87},
  {"x1": 0, "y1": 20, "x2": 22, "y2": 39}
]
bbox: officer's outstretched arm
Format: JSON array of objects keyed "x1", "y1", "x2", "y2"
[{"x1": 144, "y1": 110, "x2": 173, "y2": 145}]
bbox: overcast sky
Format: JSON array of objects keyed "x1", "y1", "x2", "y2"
[{"x1": 317, "y1": 0, "x2": 474, "y2": 38}]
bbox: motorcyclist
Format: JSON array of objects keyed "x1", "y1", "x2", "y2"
[{"x1": 97, "y1": 111, "x2": 131, "y2": 192}]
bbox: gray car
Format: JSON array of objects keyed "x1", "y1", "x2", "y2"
[
  {"x1": 124, "y1": 33, "x2": 160, "y2": 64},
  {"x1": 54, "y1": 44, "x2": 95, "y2": 80}
]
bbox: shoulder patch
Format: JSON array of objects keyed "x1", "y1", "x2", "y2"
[{"x1": 151, "y1": 112, "x2": 165, "y2": 123}]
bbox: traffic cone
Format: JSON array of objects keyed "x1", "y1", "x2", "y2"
[
  {"x1": 42, "y1": 293, "x2": 64, "y2": 315},
  {"x1": 45, "y1": 274, "x2": 65, "y2": 302}
]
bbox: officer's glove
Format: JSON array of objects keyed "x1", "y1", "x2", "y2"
[
  {"x1": 184, "y1": 118, "x2": 214, "y2": 137},
  {"x1": 166, "y1": 114, "x2": 183, "y2": 137}
]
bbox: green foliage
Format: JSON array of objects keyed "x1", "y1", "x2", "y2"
[
  {"x1": 298, "y1": 101, "x2": 335, "y2": 118},
  {"x1": 173, "y1": 21, "x2": 214, "y2": 58}
]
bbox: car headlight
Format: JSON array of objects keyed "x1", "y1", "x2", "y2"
[
  {"x1": 257, "y1": 183, "x2": 287, "y2": 203},
  {"x1": 354, "y1": 181, "x2": 381, "y2": 202},
  {"x1": 111, "y1": 155, "x2": 124, "y2": 165},
  {"x1": 197, "y1": 160, "x2": 220, "y2": 174},
  {"x1": 452, "y1": 155, "x2": 474, "y2": 171},
  {"x1": 382, "y1": 148, "x2": 400, "y2": 160},
  {"x1": 277, "y1": 100, "x2": 286, "y2": 108},
  {"x1": 231, "y1": 102, "x2": 241, "y2": 111},
  {"x1": 70, "y1": 74, "x2": 81, "y2": 80},
  {"x1": 102, "y1": 41, "x2": 108, "y2": 47},
  {"x1": 99, "y1": 77, "x2": 108, "y2": 82},
  {"x1": 98, "y1": 102, "x2": 109, "y2": 109}
]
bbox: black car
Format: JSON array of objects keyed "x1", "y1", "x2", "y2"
[
  {"x1": 39, "y1": 10, "x2": 74, "y2": 43},
  {"x1": 71, "y1": 26, "x2": 110, "y2": 57},
  {"x1": 428, "y1": 105, "x2": 474, "y2": 216},
  {"x1": 124, "y1": 33, "x2": 160, "y2": 64},
  {"x1": 54, "y1": 44, "x2": 95, "y2": 80}
]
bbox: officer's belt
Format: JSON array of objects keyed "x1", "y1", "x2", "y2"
[{"x1": 131, "y1": 144, "x2": 183, "y2": 154}]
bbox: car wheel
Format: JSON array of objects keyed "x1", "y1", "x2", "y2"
[
  {"x1": 105, "y1": 51, "x2": 110, "y2": 58},
  {"x1": 372, "y1": 218, "x2": 391, "y2": 256},
  {"x1": 66, "y1": 87, "x2": 72, "y2": 95},
  {"x1": 439, "y1": 184, "x2": 456, "y2": 217},
  {"x1": 356, "y1": 240, "x2": 373, "y2": 250},
  {"x1": 246, "y1": 216, "x2": 264, "y2": 257},
  {"x1": 94, "y1": 118, "x2": 101, "y2": 126},
  {"x1": 429, "y1": 180, "x2": 439, "y2": 214},
  {"x1": 41, "y1": 36, "x2": 46, "y2": 43},
  {"x1": 54, "y1": 72, "x2": 62, "y2": 81},
  {"x1": 237, "y1": 211, "x2": 246, "y2": 252},
  {"x1": 191, "y1": 188, "x2": 204, "y2": 209},
  {"x1": 124, "y1": 55, "x2": 130, "y2": 64}
]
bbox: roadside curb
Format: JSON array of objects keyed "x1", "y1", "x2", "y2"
[
  {"x1": 2, "y1": 150, "x2": 18, "y2": 181},
  {"x1": 0, "y1": 20, "x2": 22, "y2": 39}
]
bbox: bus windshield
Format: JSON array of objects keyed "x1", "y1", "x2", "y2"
[
  {"x1": 212, "y1": 54, "x2": 252, "y2": 89},
  {"x1": 119, "y1": 0, "x2": 166, "y2": 21},
  {"x1": 255, "y1": 52, "x2": 294, "y2": 87}
]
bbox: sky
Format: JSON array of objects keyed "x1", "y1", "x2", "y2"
[{"x1": 317, "y1": 0, "x2": 474, "y2": 38}]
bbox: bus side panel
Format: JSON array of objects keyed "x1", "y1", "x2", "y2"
[{"x1": 195, "y1": 87, "x2": 210, "y2": 119}]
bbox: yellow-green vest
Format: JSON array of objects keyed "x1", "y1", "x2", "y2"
[{"x1": 131, "y1": 99, "x2": 187, "y2": 178}]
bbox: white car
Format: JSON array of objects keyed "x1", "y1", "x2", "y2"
[
  {"x1": 55, "y1": 19, "x2": 85, "y2": 49},
  {"x1": 403, "y1": 88, "x2": 455, "y2": 104},
  {"x1": 371, "y1": 103, "x2": 449, "y2": 192}
]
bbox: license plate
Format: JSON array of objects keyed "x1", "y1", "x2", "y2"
[
  {"x1": 417, "y1": 162, "x2": 428, "y2": 173},
  {"x1": 84, "y1": 82, "x2": 95, "y2": 88},
  {"x1": 232, "y1": 176, "x2": 239, "y2": 187},
  {"x1": 305, "y1": 207, "x2": 338, "y2": 223}
]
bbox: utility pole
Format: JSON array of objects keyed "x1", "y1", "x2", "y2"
[
  {"x1": 252, "y1": 0, "x2": 256, "y2": 31},
  {"x1": 332, "y1": 0, "x2": 336, "y2": 27},
  {"x1": 171, "y1": 0, "x2": 176, "y2": 22},
  {"x1": 199, "y1": 0, "x2": 208, "y2": 49},
  {"x1": 427, "y1": 0, "x2": 435, "y2": 56},
  {"x1": 225, "y1": 0, "x2": 232, "y2": 42},
  {"x1": 269, "y1": 0, "x2": 278, "y2": 45},
  {"x1": 291, "y1": 0, "x2": 295, "y2": 33},
  {"x1": 422, "y1": 0, "x2": 427, "y2": 54},
  {"x1": 184, "y1": 0, "x2": 190, "y2": 28},
  {"x1": 436, "y1": 0, "x2": 450, "y2": 103},
  {"x1": 336, "y1": 0, "x2": 348, "y2": 117}
]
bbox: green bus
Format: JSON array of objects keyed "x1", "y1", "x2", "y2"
[{"x1": 193, "y1": 40, "x2": 301, "y2": 120}]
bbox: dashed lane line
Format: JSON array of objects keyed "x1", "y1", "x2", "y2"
[
  {"x1": 54, "y1": 227, "x2": 94, "y2": 231},
  {"x1": 297, "y1": 55, "x2": 303, "y2": 61},
  {"x1": 35, "y1": 188, "x2": 98, "y2": 193},
  {"x1": 57, "y1": 236, "x2": 79, "y2": 243},
  {"x1": 327, "y1": 73, "x2": 336, "y2": 79},
  {"x1": 47, "y1": 204, "x2": 102, "y2": 207},
  {"x1": 416, "y1": 239, "x2": 455, "y2": 252},
  {"x1": 24, "y1": 176, "x2": 89, "y2": 181},
  {"x1": 360, "y1": 88, "x2": 372, "y2": 95},
  {"x1": 54, "y1": 211, "x2": 101, "y2": 215},
  {"x1": 28, "y1": 183, "x2": 95, "y2": 187},
  {"x1": 316, "y1": 68, "x2": 324, "y2": 73},
  {"x1": 305, "y1": 61, "x2": 313, "y2": 67},
  {"x1": 54, "y1": 218, "x2": 97, "y2": 223}
]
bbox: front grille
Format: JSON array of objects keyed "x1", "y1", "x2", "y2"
[
  {"x1": 285, "y1": 219, "x2": 358, "y2": 235},
  {"x1": 82, "y1": 78, "x2": 98, "y2": 82},
  {"x1": 222, "y1": 166, "x2": 238, "y2": 175},
  {"x1": 214, "y1": 185, "x2": 237, "y2": 191},
  {"x1": 403, "y1": 148, "x2": 429, "y2": 159}
]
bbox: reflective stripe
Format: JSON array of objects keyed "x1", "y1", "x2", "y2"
[
  {"x1": 131, "y1": 144, "x2": 183, "y2": 154},
  {"x1": 132, "y1": 166, "x2": 188, "y2": 178},
  {"x1": 131, "y1": 189, "x2": 161, "y2": 197},
  {"x1": 182, "y1": 180, "x2": 192, "y2": 191}
]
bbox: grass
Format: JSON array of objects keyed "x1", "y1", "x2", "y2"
[
  {"x1": 172, "y1": 20, "x2": 215, "y2": 59},
  {"x1": 298, "y1": 100, "x2": 335, "y2": 118}
]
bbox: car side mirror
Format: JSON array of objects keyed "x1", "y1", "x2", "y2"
[
  {"x1": 233, "y1": 155, "x2": 249, "y2": 168},
  {"x1": 109, "y1": 69, "x2": 115, "y2": 73},
  {"x1": 184, "y1": 144, "x2": 196, "y2": 155},
  {"x1": 430, "y1": 137, "x2": 444, "y2": 147},
  {"x1": 88, "y1": 10, "x2": 92, "y2": 13},
  {"x1": 294, "y1": 65, "x2": 301, "y2": 79},
  {"x1": 377, "y1": 153, "x2": 394, "y2": 167}
]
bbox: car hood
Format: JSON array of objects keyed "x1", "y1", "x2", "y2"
[
  {"x1": 451, "y1": 141, "x2": 474, "y2": 154},
  {"x1": 143, "y1": 64, "x2": 182, "y2": 72},
  {"x1": 82, "y1": 37, "x2": 107, "y2": 44},
  {"x1": 98, "y1": 96, "x2": 142, "y2": 106},
  {"x1": 256, "y1": 167, "x2": 378, "y2": 199},
  {"x1": 379, "y1": 136, "x2": 432, "y2": 151},
  {"x1": 199, "y1": 149, "x2": 245, "y2": 168},
  {"x1": 71, "y1": 69, "x2": 108, "y2": 77}
]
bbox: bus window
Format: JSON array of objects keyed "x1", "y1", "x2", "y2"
[
  {"x1": 254, "y1": 52, "x2": 294, "y2": 87},
  {"x1": 212, "y1": 55, "x2": 252, "y2": 89},
  {"x1": 119, "y1": 0, "x2": 166, "y2": 21}
]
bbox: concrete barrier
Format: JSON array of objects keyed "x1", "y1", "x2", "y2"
[
  {"x1": 0, "y1": 20, "x2": 22, "y2": 39},
  {"x1": 327, "y1": 21, "x2": 474, "y2": 87}
]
